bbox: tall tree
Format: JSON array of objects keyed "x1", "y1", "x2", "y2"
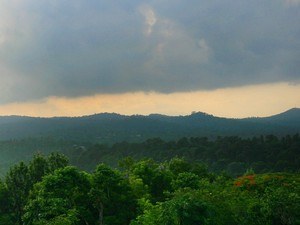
[
  {"x1": 23, "y1": 166, "x2": 93, "y2": 225},
  {"x1": 90, "y1": 164, "x2": 137, "y2": 225},
  {"x1": 5, "y1": 162, "x2": 30, "y2": 224}
]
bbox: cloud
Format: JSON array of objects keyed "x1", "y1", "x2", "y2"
[
  {"x1": 285, "y1": 0, "x2": 300, "y2": 5},
  {"x1": 139, "y1": 5, "x2": 212, "y2": 90},
  {"x1": 0, "y1": 0, "x2": 299, "y2": 104},
  {"x1": 139, "y1": 5, "x2": 157, "y2": 36}
]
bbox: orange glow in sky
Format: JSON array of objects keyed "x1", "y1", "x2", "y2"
[{"x1": 0, "y1": 82, "x2": 299, "y2": 118}]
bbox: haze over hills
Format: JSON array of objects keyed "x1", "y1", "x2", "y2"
[
  {"x1": 246, "y1": 108, "x2": 300, "y2": 127},
  {"x1": 0, "y1": 108, "x2": 299, "y2": 143}
]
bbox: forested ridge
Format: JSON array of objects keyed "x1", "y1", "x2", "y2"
[
  {"x1": 1, "y1": 134, "x2": 299, "y2": 176},
  {"x1": 0, "y1": 108, "x2": 299, "y2": 143},
  {"x1": 73, "y1": 134, "x2": 300, "y2": 176},
  {"x1": 0, "y1": 153, "x2": 299, "y2": 225},
  {"x1": 0, "y1": 134, "x2": 299, "y2": 224}
]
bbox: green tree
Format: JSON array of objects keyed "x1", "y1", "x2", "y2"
[
  {"x1": 263, "y1": 186, "x2": 300, "y2": 225},
  {"x1": 132, "y1": 189, "x2": 212, "y2": 225},
  {"x1": 23, "y1": 166, "x2": 93, "y2": 225},
  {"x1": 131, "y1": 159, "x2": 172, "y2": 202},
  {"x1": 0, "y1": 180, "x2": 14, "y2": 224},
  {"x1": 168, "y1": 157, "x2": 192, "y2": 176},
  {"x1": 28, "y1": 153, "x2": 49, "y2": 186},
  {"x1": 47, "y1": 152, "x2": 69, "y2": 173},
  {"x1": 171, "y1": 172, "x2": 200, "y2": 190},
  {"x1": 90, "y1": 163, "x2": 137, "y2": 225},
  {"x1": 5, "y1": 161, "x2": 30, "y2": 224}
]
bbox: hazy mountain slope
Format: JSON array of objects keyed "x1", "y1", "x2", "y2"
[
  {"x1": 0, "y1": 109, "x2": 299, "y2": 143},
  {"x1": 0, "y1": 109, "x2": 299, "y2": 175},
  {"x1": 245, "y1": 108, "x2": 300, "y2": 128},
  {"x1": 262, "y1": 108, "x2": 300, "y2": 126}
]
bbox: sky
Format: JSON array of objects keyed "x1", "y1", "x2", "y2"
[{"x1": 0, "y1": 0, "x2": 299, "y2": 118}]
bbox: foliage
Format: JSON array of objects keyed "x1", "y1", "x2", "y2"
[
  {"x1": 1, "y1": 134, "x2": 300, "y2": 176},
  {"x1": 89, "y1": 164, "x2": 137, "y2": 225},
  {"x1": 0, "y1": 153, "x2": 299, "y2": 225},
  {"x1": 71, "y1": 134, "x2": 300, "y2": 176},
  {"x1": 0, "y1": 180, "x2": 14, "y2": 225},
  {"x1": 133, "y1": 189, "x2": 214, "y2": 225},
  {"x1": 23, "y1": 166, "x2": 93, "y2": 225},
  {"x1": 4, "y1": 153, "x2": 69, "y2": 225}
]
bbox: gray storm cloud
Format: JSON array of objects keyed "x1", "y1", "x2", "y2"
[{"x1": 0, "y1": 0, "x2": 299, "y2": 103}]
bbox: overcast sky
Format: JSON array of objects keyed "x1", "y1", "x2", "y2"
[{"x1": 0, "y1": 0, "x2": 299, "y2": 117}]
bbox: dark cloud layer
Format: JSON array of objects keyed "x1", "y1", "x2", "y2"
[{"x1": 0, "y1": 0, "x2": 299, "y2": 103}]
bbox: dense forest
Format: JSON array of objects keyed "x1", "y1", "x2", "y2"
[
  {"x1": 72, "y1": 134, "x2": 300, "y2": 176},
  {"x1": 0, "y1": 153, "x2": 299, "y2": 225},
  {"x1": 1, "y1": 134, "x2": 299, "y2": 176},
  {"x1": 0, "y1": 127, "x2": 299, "y2": 224}
]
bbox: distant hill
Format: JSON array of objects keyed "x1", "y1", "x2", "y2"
[
  {"x1": 258, "y1": 108, "x2": 300, "y2": 127},
  {"x1": 0, "y1": 108, "x2": 299, "y2": 143},
  {"x1": 0, "y1": 109, "x2": 299, "y2": 176}
]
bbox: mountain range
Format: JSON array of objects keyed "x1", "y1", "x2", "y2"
[{"x1": 0, "y1": 108, "x2": 299, "y2": 143}]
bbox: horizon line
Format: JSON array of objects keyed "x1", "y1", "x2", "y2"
[{"x1": 0, "y1": 107, "x2": 298, "y2": 120}]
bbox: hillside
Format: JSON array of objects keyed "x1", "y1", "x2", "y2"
[
  {"x1": 0, "y1": 108, "x2": 299, "y2": 143},
  {"x1": 254, "y1": 108, "x2": 300, "y2": 127}
]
